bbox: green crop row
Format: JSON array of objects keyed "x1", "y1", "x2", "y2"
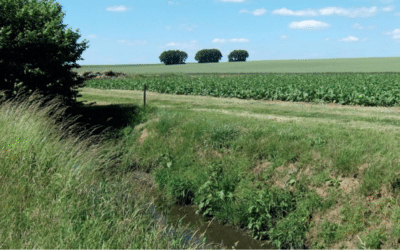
[{"x1": 82, "y1": 72, "x2": 400, "y2": 107}]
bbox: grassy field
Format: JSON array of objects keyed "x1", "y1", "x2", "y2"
[
  {"x1": 70, "y1": 57, "x2": 400, "y2": 75},
  {"x1": 2, "y1": 57, "x2": 400, "y2": 249}
]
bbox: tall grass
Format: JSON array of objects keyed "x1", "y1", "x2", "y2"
[{"x1": 0, "y1": 88, "x2": 220, "y2": 249}]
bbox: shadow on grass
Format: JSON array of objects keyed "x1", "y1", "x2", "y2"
[
  {"x1": 64, "y1": 103, "x2": 142, "y2": 138},
  {"x1": 0, "y1": 89, "x2": 152, "y2": 147}
]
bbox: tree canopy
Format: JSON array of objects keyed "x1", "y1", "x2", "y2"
[{"x1": 0, "y1": 0, "x2": 90, "y2": 110}]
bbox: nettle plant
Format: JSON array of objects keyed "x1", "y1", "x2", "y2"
[
  {"x1": 194, "y1": 162, "x2": 238, "y2": 220},
  {"x1": 191, "y1": 159, "x2": 317, "y2": 249}
]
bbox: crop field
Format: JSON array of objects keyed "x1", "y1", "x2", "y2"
[
  {"x1": 73, "y1": 58, "x2": 400, "y2": 108},
  {"x1": 4, "y1": 57, "x2": 400, "y2": 249},
  {"x1": 79, "y1": 71, "x2": 400, "y2": 107}
]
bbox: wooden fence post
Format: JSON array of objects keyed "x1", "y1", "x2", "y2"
[{"x1": 144, "y1": 84, "x2": 146, "y2": 107}]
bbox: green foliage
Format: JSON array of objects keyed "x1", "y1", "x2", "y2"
[
  {"x1": 267, "y1": 189, "x2": 324, "y2": 249},
  {"x1": 228, "y1": 50, "x2": 249, "y2": 62},
  {"x1": 316, "y1": 221, "x2": 340, "y2": 245},
  {"x1": 268, "y1": 207, "x2": 309, "y2": 249},
  {"x1": 306, "y1": 135, "x2": 328, "y2": 149},
  {"x1": 194, "y1": 49, "x2": 223, "y2": 63},
  {"x1": 193, "y1": 161, "x2": 238, "y2": 221},
  {"x1": 357, "y1": 229, "x2": 387, "y2": 249},
  {"x1": 153, "y1": 152, "x2": 175, "y2": 190},
  {"x1": 167, "y1": 175, "x2": 196, "y2": 205},
  {"x1": 159, "y1": 50, "x2": 188, "y2": 65},
  {"x1": 99, "y1": 72, "x2": 400, "y2": 107},
  {"x1": 0, "y1": 0, "x2": 90, "y2": 111},
  {"x1": 245, "y1": 186, "x2": 297, "y2": 240},
  {"x1": 207, "y1": 123, "x2": 241, "y2": 150},
  {"x1": 154, "y1": 152, "x2": 197, "y2": 205}
]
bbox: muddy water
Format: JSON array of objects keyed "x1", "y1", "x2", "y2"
[
  {"x1": 71, "y1": 162, "x2": 275, "y2": 249},
  {"x1": 161, "y1": 203, "x2": 274, "y2": 249},
  {"x1": 129, "y1": 170, "x2": 275, "y2": 249}
]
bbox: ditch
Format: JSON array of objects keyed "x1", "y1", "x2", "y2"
[{"x1": 129, "y1": 169, "x2": 275, "y2": 249}]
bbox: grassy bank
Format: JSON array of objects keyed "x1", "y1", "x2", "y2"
[
  {"x1": 73, "y1": 70, "x2": 400, "y2": 249},
  {"x1": 3, "y1": 59, "x2": 400, "y2": 248},
  {"x1": 0, "y1": 89, "x2": 217, "y2": 249}
]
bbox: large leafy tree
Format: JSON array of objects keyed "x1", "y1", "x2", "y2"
[
  {"x1": 194, "y1": 49, "x2": 222, "y2": 63},
  {"x1": 228, "y1": 50, "x2": 249, "y2": 62},
  {"x1": 0, "y1": 0, "x2": 90, "y2": 110},
  {"x1": 159, "y1": 50, "x2": 187, "y2": 65}
]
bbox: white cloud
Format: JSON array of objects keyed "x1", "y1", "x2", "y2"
[
  {"x1": 212, "y1": 38, "x2": 250, "y2": 43},
  {"x1": 105, "y1": 5, "x2": 130, "y2": 12},
  {"x1": 239, "y1": 8, "x2": 267, "y2": 16},
  {"x1": 87, "y1": 34, "x2": 97, "y2": 38},
  {"x1": 252, "y1": 8, "x2": 268, "y2": 16},
  {"x1": 159, "y1": 40, "x2": 201, "y2": 50},
  {"x1": 382, "y1": 29, "x2": 400, "y2": 42},
  {"x1": 272, "y1": 6, "x2": 386, "y2": 18},
  {"x1": 288, "y1": 20, "x2": 331, "y2": 30},
  {"x1": 325, "y1": 38, "x2": 330, "y2": 41},
  {"x1": 338, "y1": 36, "x2": 359, "y2": 42},
  {"x1": 166, "y1": 26, "x2": 171, "y2": 30},
  {"x1": 280, "y1": 35, "x2": 288, "y2": 40},
  {"x1": 320, "y1": 6, "x2": 378, "y2": 18},
  {"x1": 381, "y1": 5, "x2": 395, "y2": 12},
  {"x1": 338, "y1": 37, "x2": 368, "y2": 42},
  {"x1": 213, "y1": 39, "x2": 226, "y2": 43},
  {"x1": 272, "y1": 7, "x2": 318, "y2": 16}
]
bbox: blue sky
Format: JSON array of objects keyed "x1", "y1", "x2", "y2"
[{"x1": 58, "y1": 0, "x2": 400, "y2": 65}]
